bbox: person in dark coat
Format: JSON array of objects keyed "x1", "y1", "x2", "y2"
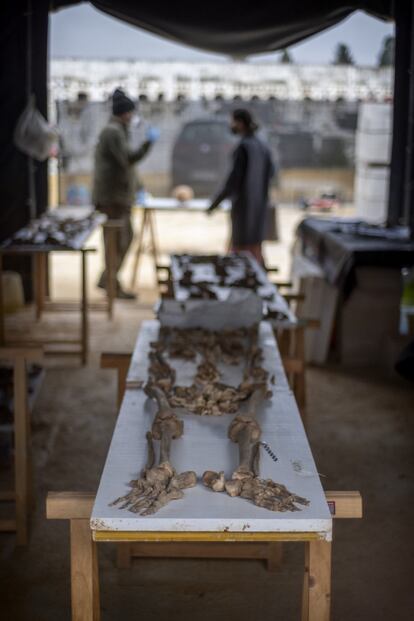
[
  {"x1": 93, "y1": 88, "x2": 158, "y2": 299},
  {"x1": 207, "y1": 109, "x2": 275, "y2": 263}
]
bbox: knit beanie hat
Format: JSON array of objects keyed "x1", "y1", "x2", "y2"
[{"x1": 112, "y1": 88, "x2": 135, "y2": 116}]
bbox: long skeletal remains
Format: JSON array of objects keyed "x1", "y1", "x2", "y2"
[
  {"x1": 110, "y1": 384, "x2": 196, "y2": 515},
  {"x1": 111, "y1": 325, "x2": 309, "y2": 515},
  {"x1": 202, "y1": 386, "x2": 309, "y2": 512}
]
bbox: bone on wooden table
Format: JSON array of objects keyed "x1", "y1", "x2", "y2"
[
  {"x1": 110, "y1": 383, "x2": 196, "y2": 515},
  {"x1": 47, "y1": 320, "x2": 362, "y2": 621}
]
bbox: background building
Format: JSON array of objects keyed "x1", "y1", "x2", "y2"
[{"x1": 50, "y1": 59, "x2": 393, "y2": 104}]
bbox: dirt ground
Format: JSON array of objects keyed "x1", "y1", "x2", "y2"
[{"x1": 1, "y1": 205, "x2": 413, "y2": 620}]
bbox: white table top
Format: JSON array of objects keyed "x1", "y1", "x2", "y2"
[
  {"x1": 91, "y1": 320, "x2": 331, "y2": 540},
  {"x1": 135, "y1": 197, "x2": 231, "y2": 211}
]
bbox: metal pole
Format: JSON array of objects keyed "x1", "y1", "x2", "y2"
[
  {"x1": 403, "y1": 3, "x2": 414, "y2": 238},
  {"x1": 26, "y1": 0, "x2": 36, "y2": 220},
  {"x1": 387, "y1": 2, "x2": 411, "y2": 227},
  {"x1": 56, "y1": 100, "x2": 62, "y2": 206}
]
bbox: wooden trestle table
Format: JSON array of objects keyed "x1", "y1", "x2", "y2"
[{"x1": 47, "y1": 320, "x2": 362, "y2": 620}]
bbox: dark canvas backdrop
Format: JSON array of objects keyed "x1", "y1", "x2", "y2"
[
  {"x1": 0, "y1": 0, "x2": 48, "y2": 296},
  {"x1": 53, "y1": 1, "x2": 392, "y2": 57}
]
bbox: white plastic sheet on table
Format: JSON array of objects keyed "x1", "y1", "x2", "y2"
[
  {"x1": 157, "y1": 289, "x2": 263, "y2": 330},
  {"x1": 91, "y1": 320, "x2": 332, "y2": 540}
]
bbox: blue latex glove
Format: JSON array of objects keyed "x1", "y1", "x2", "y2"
[{"x1": 146, "y1": 126, "x2": 160, "y2": 143}]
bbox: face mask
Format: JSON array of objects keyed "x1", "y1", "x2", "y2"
[{"x1": 130, "y1": 114, "x2": 141, "y2": 128}]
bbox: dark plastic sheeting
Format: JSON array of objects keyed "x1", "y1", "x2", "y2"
[{"x1": 297, "y1": 217, "x2": 414, "y2": 296}]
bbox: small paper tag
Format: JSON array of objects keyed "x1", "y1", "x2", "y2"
[{"x1": 327, "y1": 500, "x2": 336, "y2": 516}]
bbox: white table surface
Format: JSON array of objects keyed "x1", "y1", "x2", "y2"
[
  {"x1": 135, "y1": 197, "x2": 231, "y2": 211},
  {"x1": 91, "y1": 320, "x2": 331, "y2": 539}
]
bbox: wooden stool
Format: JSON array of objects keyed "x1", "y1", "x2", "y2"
[
  {"x1": 0, "y1": 346, "x2": 43, "y2": 545},
  {"x1": 46, "y1": 490, "x2": 362, "y2": 621}
]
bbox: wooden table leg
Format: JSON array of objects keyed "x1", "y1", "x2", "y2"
[
  {"x1": 100, "y1": 352, "x2": 132, "y2": 409},
  {"x1": 302, "y1": 540, "x2": 332, "y2": 621},
  {"x1": 226, "y1": 219, "x2": 232, "y2": 252},
  {"x1": 105, "y1": 227, "x2": 117, "y2": 320},
  {"x1": 14, "y1": 356, "x2": 29, "y2": 546},
  {"x1": 266, "y1": 542, "x2": 283, "y2": 572},
  {"x1": 294, "y1": 325, "x2": 306, "y2": 425},
  {"x1": 302, "y1": 540, "x2": 310, "y2": 621},
  {"x1": 276, "y1": 327, "x2": 291, "y2": 358},
  {"x1": 116, "y1": 543, "x2": 133, "y2": 569},
  {"x1": 34, "y1": 252, "x2": 47, "y2": 320},
  {"x1": 70, "y1": 518, "x2": 100, "y2": 621},
  {"x1": 45, "y1": 251, "x2": 51, "y2": 300},
  {"x1": 147, "y1": 210, "x2": 160, "y2": 285},
  {"x1": 0, "y1": 253, "x2": 5, "y2": 345},
  {"x1": 130, "y1": 208, "x2": 147, "y2": 290},
  {"x1": 41, "y1": 252, "x2": 48, "y2": 307},
  {"x1": 33, "y1": 254, "x2": 41, "y2": 320},
  {"x1": 81, "y1": 251, "x2": 88, "y2": 366},
  {"x1": 99, "y1": 352, "x2": 133, "y2": 569}
]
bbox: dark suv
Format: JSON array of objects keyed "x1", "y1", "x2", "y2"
[{"x1": 171, "y1": 118, "x2": 237, "y2": 196}]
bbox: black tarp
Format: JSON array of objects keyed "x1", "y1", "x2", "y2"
[
  {"x1": 388, "y1": 1, "x2": 413, "y2": 227},
  {"x1": 297, "y1": 217, "x2": 414, "y2": 295},
  {"x1": 0, "y1": 1, "x2": 48, "y2": 241},
  {"x1": 0, "y1": 0, "x2": 49, "y2": 296},
  {"x1": 53, "y1": 1, "x2": 392, "y2": 57}
]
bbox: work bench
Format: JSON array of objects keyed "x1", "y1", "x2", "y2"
[
  {"x1": 0, "y1": 207, "x2": 115, "y2": 364},
  {"x1": 47, "y1": 320, "x2": 362, "y2": 620}
]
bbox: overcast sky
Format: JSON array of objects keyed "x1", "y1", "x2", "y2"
[{"x1": 50, "y1": 4, "x2": 394, "y2": 65}]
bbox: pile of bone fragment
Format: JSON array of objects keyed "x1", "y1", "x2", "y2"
[
  {"x1": 176, "y1": 254, "x2": 262, "y2": 300},
  {"x1": 174, "y1": 254, "x2": 290, "y2": 322},
  {"x1": 110, "y1": 325, "x2": 309, "y2": 515},
  {"x1": 5, "y1": 212, "x2": 100, "y2": 248},
  {"x1": 148, "y1": 325, "x2": 271, "y2": 416}
]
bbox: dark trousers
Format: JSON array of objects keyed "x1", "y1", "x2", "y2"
[{"x1": 96, "y1": 204, "x2": 134, "y2": 284}]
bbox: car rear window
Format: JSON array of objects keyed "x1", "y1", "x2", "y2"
[{"x1": 180, "y1": 123, "x2": 233, "y2": 144}]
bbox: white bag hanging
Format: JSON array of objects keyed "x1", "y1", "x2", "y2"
[{"x1": 14, "y1": 95, "x2": 57, "y2": 161}]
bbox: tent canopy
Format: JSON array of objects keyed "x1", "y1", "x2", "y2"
[{"x1": 52, "y1": 1, "x2": 393, "y2": 57}]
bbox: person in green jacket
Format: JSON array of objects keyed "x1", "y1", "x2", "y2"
[{"x1": 93, "y1": 88, "x2": 158, "y2": 299}]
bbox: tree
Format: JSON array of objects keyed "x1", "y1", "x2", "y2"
[
  {"x1": 378, "y1": 35, "x2": 395, "y2": 67},
  {"x1": 333, "y1": 43, "x2": 354, "y2": 66},
  {"x1": 280, "y1": 49, "x2": 293, "y2": 64}
]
